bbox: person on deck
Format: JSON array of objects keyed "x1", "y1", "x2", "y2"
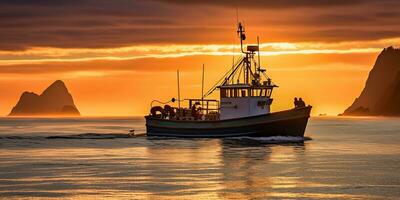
[
  {"x1": 298, "y1": 98, "x2": 306, "y2": 107},
  {"x1": 294, "y1": 97, "x2": 299, "y2": 108},
  {"x1": 191, "y1": 102, "x2": 201, "y2": 120}
]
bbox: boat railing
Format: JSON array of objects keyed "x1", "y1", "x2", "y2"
[
  {"x1": 165, "y1": 98, "x2": 217, "y2": 121},
  {"x1": 187, "y1": 98, "x2": 219, "y2": 113},
  {"x1": 149, "y1": 98, "x2": 220, "y2": 121}
]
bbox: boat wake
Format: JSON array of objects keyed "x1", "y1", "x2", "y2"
[
  {"x1": 1, "y1": 134, "x2": 311, "y2": 143},
  {"x1": 0, "y1": 133, "x2": 135, "y2": 140},
  {"x1": 227, "y1": 136, "x2": 312, "y2": 143},
  {"x1": 46, "y1": 133, "x2": 134, "y2": 139}
]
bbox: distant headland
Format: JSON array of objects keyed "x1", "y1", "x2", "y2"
[
  {"x1": 342, "y1": 46, "x2": 400, "y2": 116},
  {"x1": 9, "y1": 80, "x2": 80, "y2": 116}
]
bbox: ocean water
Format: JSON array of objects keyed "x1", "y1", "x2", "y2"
[{"x1": 0, "y1": 117, "x2": 399, "y2": 199}]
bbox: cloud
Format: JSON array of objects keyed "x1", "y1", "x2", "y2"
[
  {"x1": 0, "y1": 41, "x2": 390, "y2": 76},
  {"x1": 153, "y1": 0, "x2": 377, "y2": 8},
  {"x1": 0, "y1": 37, "x2": 398, "y2": 66},
  {"x1": 269, "y1": 63, "x2": 370, "y2": 72},
  {"x1": 0, "y1": 0, "x2": 399, "y2": 51}
]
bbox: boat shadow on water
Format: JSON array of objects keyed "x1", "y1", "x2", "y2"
[
  {"x1": 222, "y1": 136, "x2": 312, "y2": 147},
  {"x1": 146, "y1": 135, "x2": 312, "y2": 148}
]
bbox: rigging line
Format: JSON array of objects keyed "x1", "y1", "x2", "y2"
[
  {"x1": 232, "y1": 43, "x2": 235, "y2": 84},
  {"x1": 220, "y1": 57, "x2": 245, "y2": 86},
  {"x1": 237, "y1": 62, "x2": 243, "y2": 83},
  {"x1": 261, "y1": 72, "x2": 276, "y2": 86},
  {"x1": 204, "y1": 57, "x2": 244, "y2": 97},
  {"x1": 212, "y1": 57, "x2": 242, "y2": 87}
]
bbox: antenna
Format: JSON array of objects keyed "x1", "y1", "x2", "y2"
[
  {"x1": 236, "y1": 7, "x2": 239, "y2": 26},
  {"x1": 236, "y1": 8, "x2": 246, "y2": 54},
  {"x1": 237, "y1": 22, "x2": 246, "y2": 53},
  {"x1": 234, "y1": 7, "x2": 238, "y2": 85}
]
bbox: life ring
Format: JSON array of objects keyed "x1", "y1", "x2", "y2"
[{"x1": 150, "y1": 106, "x2": 166, "y2": 118}]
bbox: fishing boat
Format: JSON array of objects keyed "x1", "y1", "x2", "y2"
[{"x1": 145, "y1": 22, "x2": 312, "y2": 138}]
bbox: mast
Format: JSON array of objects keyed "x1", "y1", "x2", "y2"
[
  {"x1": 177, "y1": 70, "x2": 181, "y2": 109},
  {"x1": 237, "y1": 21, "x2": 249, "y2": 84},
  {"x1": 257, "y1": 36, "x2": 261, "y2": 73},
  {"x1": 201, "y1": 64, "x2": 205, "y2": 107},
  {"x1": 237, "y1": 22, "x2": 246, "y2": 53},
  {"x1": 203, "y1": 21, "x2": 276, "y2": 98}
]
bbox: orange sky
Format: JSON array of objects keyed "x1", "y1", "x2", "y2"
[{"x1": 1, "y1": 0, "x2": 399, "y2": 116}]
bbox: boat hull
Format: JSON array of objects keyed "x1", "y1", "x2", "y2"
[{"x1": 145, "y1": 106, "x2": 312, "y2": 138}]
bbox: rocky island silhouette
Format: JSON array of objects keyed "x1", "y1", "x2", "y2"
[
  {"x1": 343, "y1": 46, "x2": 400, "y2": 116},
  {"x1": 9, "y1": 80, "x2": 80, "y2": 116}
]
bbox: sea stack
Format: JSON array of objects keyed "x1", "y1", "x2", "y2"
[
  {"x1": 343, "y1": 46, "x2": 400, "y2": 116},
  {"x1": 9, "y1": 80, "x2": 80, "y2": 116}
]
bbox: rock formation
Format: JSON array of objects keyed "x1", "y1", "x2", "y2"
[
  {"x1": 343, "y1": 46, "x2": 400, "y2": 116},
  {"x1": 9, "y1": 80, "x2": 80, "y2": 116}
]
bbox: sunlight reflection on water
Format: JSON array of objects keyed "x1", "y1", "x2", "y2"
[{"x1": 0, "y1": 117, "x2": 399, "y2": 199}]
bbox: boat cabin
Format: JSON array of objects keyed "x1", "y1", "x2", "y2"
[{"x1": 219, "y1": 83, "x2": 274, "y2": 120}]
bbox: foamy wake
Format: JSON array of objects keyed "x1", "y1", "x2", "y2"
[
  {"x1": 1, "y1": 134, "x2": 311, "y2": 142},
  {"x1": 227, "y1": 136, "x2": 311, "y2": 143},
  {"x1": 0, "y1": 133, "x2": 134, "y2": 140},
  {"x1": 46, "y1": 133, "x2": 134, "y2": 139}
]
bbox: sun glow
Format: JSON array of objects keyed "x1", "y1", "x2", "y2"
[
  {"x1": 0, "y1": 34, "x2": 396, "y2": 116},
  {"x1": 1, "y1": 37, "x2": 399, "y2": 66}
]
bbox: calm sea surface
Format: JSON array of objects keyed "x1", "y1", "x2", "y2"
[{"x1": 0, "y1": 116, "x2": 399, "y2": 199}]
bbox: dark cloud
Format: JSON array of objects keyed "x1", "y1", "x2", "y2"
[
  {"x1": 0, "y1": 0, "x2": 399, "y2": 50},
  {"x1": 259, "y1": 13, "x2": 400, "y2": 29},
  {"x1": 153, "y1": 0, "x2": 389, "y2": 8},
  {"x1": 0, "y1": 56, "x2": 209, "y2": 74},
  {"x1": 0, "y1": 26, "x2": 230, "y2": 50},
  {"x1": 305, "y1": 29, "x2": 400, "y2": 41}
]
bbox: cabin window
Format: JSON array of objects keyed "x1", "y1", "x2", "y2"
[
  {"x1": 233, "y1": 89, "x2": 238, "y2": 97},
  {"x1": 222, "y1": 88, "x2": 255, "y2": 98},
  {"x1": 266, "y1": 89, "x2": 272, "y2": 97},
  {"x1": 251, "y1": 89, "x2": 262, "y2": 97},
  {"x1": 248, "y1": 88, "x2": 273, "y2": 97},
  {"x1": 241, "y1": 90, "x2": 247, "y2": 97},
  {"x1": 220, "y1": 89, "x2": 227, "y2": 98},
  {"x1": 259, "y1": 89, "x2": 263, "y2": 96},
  {"x1": 226, "y1": 89, "x2": 230, "y2": 98}
]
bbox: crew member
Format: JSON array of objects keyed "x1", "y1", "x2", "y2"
[
  {"x1": 298, "y1": 98, "x2": 306, "y2": 107},
  {"x1": 294, "y1": 97, "x2": 299, "y2": 108},
  {"x1": 191, "y1": 102, "x2": 201, "y2": 120}
]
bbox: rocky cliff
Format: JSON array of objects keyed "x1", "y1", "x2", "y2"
[
  {"x1": 9, "y1": 80, "x2": 80, "y2": 116},
  {"x1": 343, "y1": 46, "x2": 400, "y2": 116}
]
